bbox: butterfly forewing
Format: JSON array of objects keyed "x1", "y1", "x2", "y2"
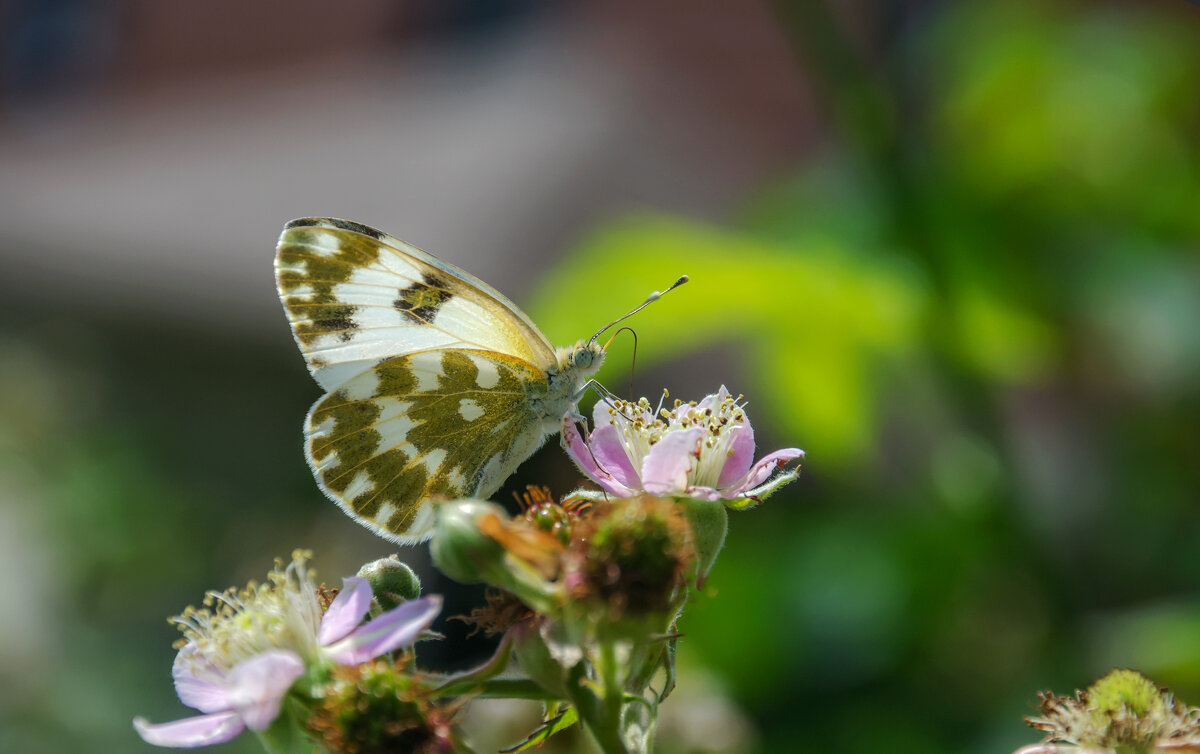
[
  {"x1": 276, "y1": 218, "x2": 555, "y2": 391},
  {"x1": 305, "y1": 349, "x2": 551, "y2": 542}
]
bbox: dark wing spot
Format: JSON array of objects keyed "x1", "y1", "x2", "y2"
[
  {"x1": 393, "y1": 273, "x2": 453, "y2": 323},
  {"x1": 313, "y1": 306, "x2": 359, "y2": 342}
]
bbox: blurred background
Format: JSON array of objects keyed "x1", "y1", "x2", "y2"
[{"x1": 2, "y1": 0, "x2": 1200, "y2": 752}]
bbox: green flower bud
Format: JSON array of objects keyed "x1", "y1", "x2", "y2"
[
  {"x1": 430, "y1": 500, "x2": 509, "y2": 585},
  {"x1": 431, "y1": 500, "x2": 561, "y2": 614},
  {"x1": 356, "y1": 556, "x2": 422, "y2": 611}
]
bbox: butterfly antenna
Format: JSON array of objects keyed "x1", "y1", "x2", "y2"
[
  {"x1": 589, "y1": 275, "x2": 688, "y2": 344},
  {"x1": 603, "y1": 326, "x2": 639, "y2": 399}
]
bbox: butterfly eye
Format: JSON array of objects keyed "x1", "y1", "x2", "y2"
[{"x1": 574, "y1": 348, "x2": 594, "y2": 368}]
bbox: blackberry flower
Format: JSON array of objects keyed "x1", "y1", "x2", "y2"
[
  {"x1": 562, "y1": 386, "x2": 803, "y2": 506},
  {"x1": 134, "y1": 552, "x2": 440, "y2": 748}
]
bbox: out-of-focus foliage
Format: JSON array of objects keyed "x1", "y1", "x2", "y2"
[
  {"x1": 2, "y1": 1, "x2": 1200, "y2": 753},
  {"x1": 525, "y1": 2, "x2": 1200, "y2": 752},
  {"x1": 930, "y1": 1, "x2": 1200, "y2": 234}
]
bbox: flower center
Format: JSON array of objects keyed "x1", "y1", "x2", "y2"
[
  {"x1": 604, "y1": 392, "x2": 747, "y2": 489},
  {"x1": 171, "y1": 551, "x2": 324, "y2": 674}
]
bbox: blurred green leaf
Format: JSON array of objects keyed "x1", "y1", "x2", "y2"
[
  {"x1": 526, "y1": 216, "x2": 924, "y2": 463},
  {"x1": 929, "y1": 0, "x2": 1200, "y2": 233}
]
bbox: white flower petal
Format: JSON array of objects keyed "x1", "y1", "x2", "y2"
[
  {"x1": 171, "y1": 645, "x2": 230, "y2": 714},
  {"x1": 133, "y1": 711, "x2": 245, "y2": 748},
  {"x1": 223, "y1": 650, "x2": 305, "y2": 732}
]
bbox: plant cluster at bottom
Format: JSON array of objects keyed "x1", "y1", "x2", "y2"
[{"x1": 134, "y1": 387, "x2": 804, "y2": 753}]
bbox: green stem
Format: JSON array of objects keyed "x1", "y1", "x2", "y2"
[
  {"x1": 566, "y1": 658, "x2": 630, "y2": 754},
  {"x1": 599, "y1": 642, "x2": 623, "y2": 746}
]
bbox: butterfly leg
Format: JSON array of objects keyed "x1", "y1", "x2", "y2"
[{"x1": 572, "y1": 378, "x2": 623, "y2": 405}]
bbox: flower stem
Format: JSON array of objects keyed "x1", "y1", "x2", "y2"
[
  {"x1": 565, "y1": 658, "x2": 629, "y2": 754},
  {"x1": 599, "y1": 641, "x2": 623, "y2": 744}
]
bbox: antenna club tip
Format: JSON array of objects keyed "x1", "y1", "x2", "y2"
[{"x1": 677, "y1": 274, "x2": 689, "y2": 284}]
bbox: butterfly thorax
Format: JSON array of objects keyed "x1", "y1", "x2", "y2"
[{"x1": 537, "y1": 340, "x2": 605, "y2": 431}]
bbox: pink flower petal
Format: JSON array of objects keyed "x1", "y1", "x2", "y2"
[
  {"x1": 324, "y1": 595, "x2": 442, "y2": 665},
  {"x1": 133, "y1": 711, "x2": 245, "y2": 748},
  {"x1": 695, "y1": 386, "x2": 729, "y2": 413},
  {"x1": 561, "y1": 417, "x2": 636, "y2": 497},
  {"x1": 318, "y1": 577, "x2": 373, "y2": 646},
  {"x1": 589, "y1": 424, "x2": 642, "y2": 490},
  {"x1": 641, "y1": 428, "x2": 704, "y2": 496},
  {"x1": 716, "y1": 421, "x2": 756, "y2": 489},
  {"x1": 171, "y1": 646, "x2": 229, "y2": 714},
  {"x1": 682, "y1": 485, "x2": 723, "y2": 502},
  {"x1": 561, "y1": 417, "x2": 605, "y2": 480},
  {"x1": 223, "y1": 650, "x2": 305, "y2": 732},
  {"x1": 723, "y1": 448, "x2": 804, "y2": 498}
]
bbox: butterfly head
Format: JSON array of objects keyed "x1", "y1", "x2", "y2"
[{"x1": 556, "y1": 339, "x2": 606, "y2": 379}]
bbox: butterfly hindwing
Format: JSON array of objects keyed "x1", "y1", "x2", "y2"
[
  {"x1": 276, "y1": 218, "x2": 556, "y2": 390},
  {"x1": 305, "y1": 348, "x2": 552, "y2": 542}
]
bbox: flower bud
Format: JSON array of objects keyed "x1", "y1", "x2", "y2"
[
  {"x1": 356, "y1": 556, "x2": 421, "y2": 611},
  {"x1": 431, "y1": 500, "x2": 561, "y2": 614},
  {"x1": 430, "y1": 500, "x2": 509, "y2": 586}
]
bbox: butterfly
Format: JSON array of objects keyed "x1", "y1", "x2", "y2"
[{"x1": 275, "y1": 217, "x2": 685, "y2": 543}]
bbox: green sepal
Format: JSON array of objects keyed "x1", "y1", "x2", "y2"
[
  {"x1": 499, "y1": 704, "x2": 579, "y2": 752},
  {"x1": 727, "y1": 465, "x2": 801, "y2": 509},
  {"x1": 253, "y1": 696, "x2": 318, "y2": 754},
  {"x1": 432, "y1": 633, "x2": 514, "y2": 699},
  {"x1": 509, "y1": 620, "x2": 572, "y2": 698},
  {"x1": 675, "y1": 497, "x2": 728, "y2": 587}
]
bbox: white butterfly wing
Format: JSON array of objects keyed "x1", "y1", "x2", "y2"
[
  {"x1": 275, "y1": 217, "x2": 556, "y2": 391},
  {"x1": 304, "y1": 348, "x2": 553, "y2": 543}
]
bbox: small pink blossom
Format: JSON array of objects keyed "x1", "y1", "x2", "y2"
[
  {"x1": 135, "y1": 553, "x2": 441, "y2": 748},
  {"x1": 562, "y1": 386, "x2": 803, "y2": 505}
]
